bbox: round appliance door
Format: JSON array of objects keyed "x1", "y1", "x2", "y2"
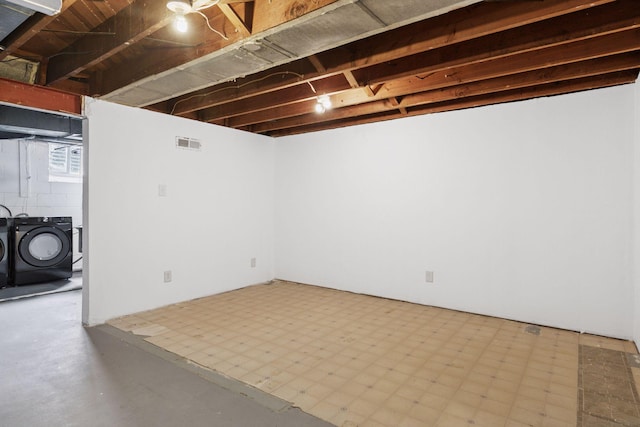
[
  {"x1": 18, "y1": 227, "x2": 71, "y2": 267},
  {"x1": 0, "y1": 239, "x2": 4, "y2": 262}
]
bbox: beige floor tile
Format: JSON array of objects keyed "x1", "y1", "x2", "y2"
[
  {"x1": 271, "y1": 383, "x2": 298, "y2": 401},
  {"x1": 624, "y1": 341, "x2": 639, "y2": 354},
  {"x1": 108, "y1": 280, "x2": 639, "y2": 427},
  {"x1": 408, "y1": 402, "x2": 442, "y2": 423},
  {"x1": 308, "y1": 400, "x2": 342, "y2": 421},
  {"x1": 479, "y1": 397, "x2": 512, "y2": 417},
  {"x1": 473, "y1": 409, "x2": 508, "y2": 427},
  {"x1": 435, "y1": 412, "x2": 473, "y2": 427},
  {"x1": 328, "y1": 408, "x2": 366, "y2": 427}
]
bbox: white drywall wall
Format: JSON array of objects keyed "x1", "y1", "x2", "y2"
[
  {"x1": 83, "y1": 99, "x2": 274, "y2": 325},
  {"x1": 0, "y1": 139, "x2": 83, "y2": 268},
  {"x1": 275, "y1": 85, "x2": 635, "y2": 339}
]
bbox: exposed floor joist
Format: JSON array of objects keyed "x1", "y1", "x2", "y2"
[{"x1": 0, "y1": 0, "x2": 638, "y2": 136}]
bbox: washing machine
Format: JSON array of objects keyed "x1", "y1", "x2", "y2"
[
  {"x1": 11, "y1": 217, "x2": 73, "y2": 286},
  {"x1": 0, "y1": 218, "x2": 10, "y2": 287}
]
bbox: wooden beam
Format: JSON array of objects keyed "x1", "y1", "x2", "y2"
[
  {"x1": 158, "y1": 0, "x2": 610, "y2": 116},
  {"x1": 355, "y1": 2, "x2": 640, "y2": 85},
  {"x1": 201, "y1": 74, "x2": 350, "y2": 122},
  {"x1": 316, "y1": 0, "x2": 615, "y2": 75},
  {"x1": 90, "y1": 14, "x2": 244, "y2": 95},
  {"x1": 46, "y1": 0, "x2": 176, "y2": 84},
  {"x1": 266, "y1": 71, "x2": 637, "y2": 137},
  {"x1": 164, "y1": 61, "x2": 318, "y2": 116},
  {"x1": 218, "y1": 3, "x2": 250, "y2": 37},
  {"x1": 214, "y1": 47, "x2": 640, "y2": 129},
  {"x1": 335, "y1": 42, "x2": 640, "y2": 110},
  {"x1": 226, "y1": 99, "x2": 318, "y2": 127},
  {"x1": 248, "y1": 56, "x2": 640, "y2": 133},
  {"x1": 308, "y1": 55, "x2": 326, "y2": 73},
  {"x1": 388, "y1": 97, "x2": 407, "y2": 115},
  {"x1": 0, "y1": 0, "x2": 80, "y2": 61},
  {"x1": 408, "y1": 70, "x2": 639, "y2": 117},
  {"x1": 0, "y1": 78, "x2": 82, "y2": 114},
  {"x1": 343, "y1": 70, "x2": 375, "y2": 97},
  {"x1": 405, "y1": 53, "x2": 640, "y2": 108},
  {"x1": 95, "y1": 0, "x2": 336, "y2": 96},
  {"x1": 252, "y1": 0, "x2": 338, "y2": 33}
]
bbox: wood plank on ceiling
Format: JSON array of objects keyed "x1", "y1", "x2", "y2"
[
  {"x1": 45, "y1": 0, "x2": 176, "y2": 84},
  {"x1": 162, "y1": 0, "x2": 612, "y2": 116},
  {"x1": 265, "y1": 71, "x2": 638, "y2": 137},
  {"x1": 249, "y1": 53, "x2": 640, "y2": 133}
]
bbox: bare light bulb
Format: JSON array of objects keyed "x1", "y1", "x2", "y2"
[
  {"x1": 318, "y1": 95, "x2": 332, "y2": 110},
  {"x1": 315, "y1": 95, "x2": 331, "y2": 114},
  {"x1": 175, "y1": 15, "x2": 188, "y2": 33}
]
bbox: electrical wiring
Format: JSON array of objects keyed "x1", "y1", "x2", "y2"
[
  {"x1": 0, "y1": 204, "x2": 12, "y2": 217},
  {"x1": 42, "y1": 29, "x2": 116, "y2": 36},
  {"x1": 194, "y1": 10, "x2": 229, "y2": 40},
  {"x1": 170, "y1": 71, "x2": 318, "y2": 114},
  {"x1": 48, "y1": 50, "x2": 101, "y2": 59}
]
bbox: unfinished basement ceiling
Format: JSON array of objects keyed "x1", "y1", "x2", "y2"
[{"x1": 0, "y1": 0, "x2": 639, "y2": 137}]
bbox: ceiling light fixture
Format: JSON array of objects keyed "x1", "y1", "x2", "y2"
[
  {"x1": 166, "y1": 0, "x2": 227, "y2": 39},
  {"x1": 174, "y1": 14, "x2": 188, "y2": 33},
  {"x1": 315, "y1": 95, "x2": 332, "y2": 114},
  {"x1": 167, "y1": 0, "x2": 193, "y2": 32}
]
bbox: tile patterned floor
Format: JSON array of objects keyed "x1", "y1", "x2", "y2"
[{"x1": 108, "y1": 281, "x2": 640, "y2": 427}]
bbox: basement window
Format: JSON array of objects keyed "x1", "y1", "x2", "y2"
[{"x1": 48, "y1": 143, "x2": 82, "y2": 183}]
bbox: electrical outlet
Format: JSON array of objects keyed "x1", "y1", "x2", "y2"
[
  {"x1": 251, "y1": 258, "x2": 256, "y2": 268},
  {"x1": 425, "y1": 271, "x2": 434, "y2": 283},
  {"x1": 164, "y1": 270, "x2": 172, "y2": 283}
]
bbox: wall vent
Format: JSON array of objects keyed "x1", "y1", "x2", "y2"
[{"x1": 176, "y1": 136, "x2": 201, "y2": 150}]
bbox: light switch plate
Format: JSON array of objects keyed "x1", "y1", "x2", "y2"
[{"x1": 425, "y1": 271, "x2": 434, "y2": 283}]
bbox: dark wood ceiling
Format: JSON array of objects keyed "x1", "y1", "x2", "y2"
[{"x1": 1, "y1": 0, "x2": 639, "y2": 137}]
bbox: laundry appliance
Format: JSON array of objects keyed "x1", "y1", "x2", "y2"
[
  {"x1": 11, "y1": 216, "x2": 73, "y2": 286},
  {"x1": 0, "y1": 218, "x2": 10, "y2": 287}
]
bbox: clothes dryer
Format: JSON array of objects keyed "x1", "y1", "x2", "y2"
[
  {"x1": 12, "y1": 217, "x2": 72, "y2": 286},
  {"x1": 0, "y1": 218, "x2": 9, "y2": 287}
]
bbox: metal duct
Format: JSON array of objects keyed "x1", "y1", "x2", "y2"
[
  {"x1": 0, "y1": 0, "x2": 34, "y2": 43},
  {"x1": 101, "y1": 0, "x2": 481, "y2": 108},
  {"x1": 0, "y1": 105, "x2": 82, "y2": 142},
  {"x1": 4, "y1": 0, "x2": 61, "y2": 16}
]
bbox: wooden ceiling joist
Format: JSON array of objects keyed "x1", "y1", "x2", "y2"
[
  {"x1": 0, "y1": 0, "x2": 81, "y2": 61},
  {"x1": 243, "y1": 54, "x2": 640, "y2": 135},
  {"x1": 201, "y1": 74, "x2": 350, "y2": 122},
  {"x1": 266, "y1": 71, "x2": 638, "y2": 138},
  {"x1": 160, "y1": 0, "x2": 619, "y2": 118},
  {"x1": 207, "y1": 28, "x2": 640, "y2": 131},
  {"x1": 356, "y1": 10, "x2": 640, "y2": 86},
  {"x1": 217, "y1": 3, "x2": 251, "y2": 37},
  {"x1": 45, "y1": 0, "x2": 175, "y2": 84},
  {"x1": 313, "y1": 0, "x2": 615, "y2": 76},
  {"x1": 2, "y1": 0, "x2": 637, "y2": 136}
]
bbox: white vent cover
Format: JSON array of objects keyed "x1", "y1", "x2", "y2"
[{"x1": 176, "y1": 136, "x2": 201, "y2": 150}]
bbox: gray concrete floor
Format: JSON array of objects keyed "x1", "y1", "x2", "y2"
[{"x1": 0, "y1": 290, "x2": 333, "y2": 427}]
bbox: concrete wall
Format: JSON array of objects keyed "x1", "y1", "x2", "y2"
[
  {"x1": 0, "y1": 139, "x2": 83, "y2": 268},
  {"x1": 275, "y1": 85, "x2": 635, "y2": 340},
  {"x1": 83, "y1": 99, "x2": 274, "y2": 325}
]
